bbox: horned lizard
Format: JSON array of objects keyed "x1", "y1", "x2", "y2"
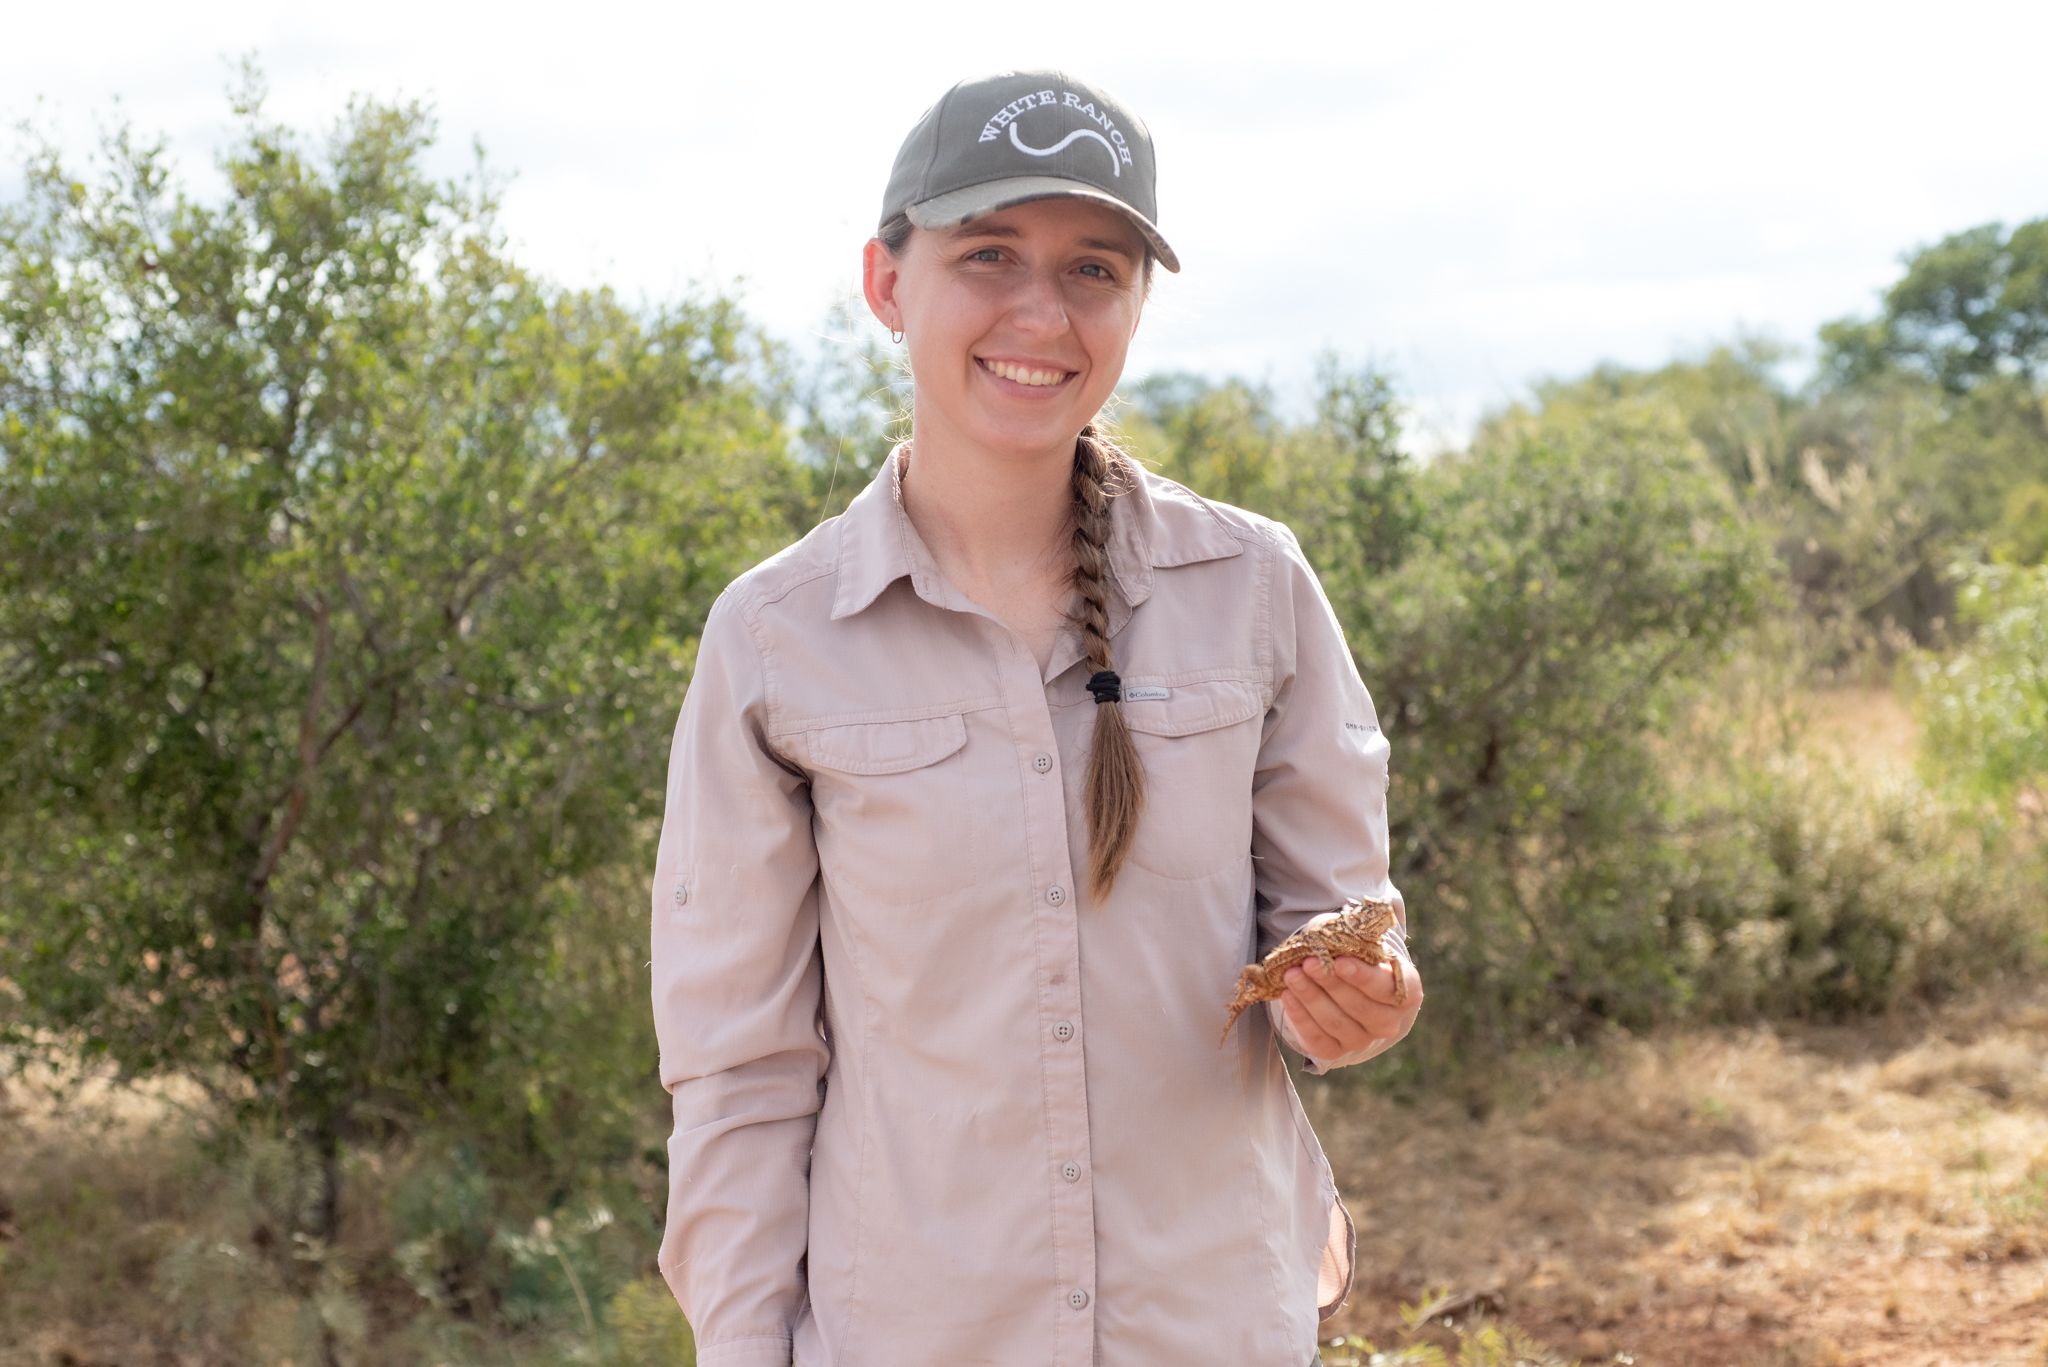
[{"x1": 1220, "y1": 896, "x2": 1404, "y2": 1045}]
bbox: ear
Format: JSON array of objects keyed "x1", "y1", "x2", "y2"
[{"x1": 862, "y1": 236, "x2": 905, "y2": 334}]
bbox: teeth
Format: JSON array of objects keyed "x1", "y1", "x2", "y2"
[{"x1": 982, "y1": 359, "x2": 1069, "y2": 387}]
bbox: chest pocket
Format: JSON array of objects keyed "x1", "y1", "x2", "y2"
[
  {"x1": 792, "y1": 711, "x2": 986, "y2": 904},
  {"x1": 1113, "y1": 678, "x2": 1265, "y2": 880}
]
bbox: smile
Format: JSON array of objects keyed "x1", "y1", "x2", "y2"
[{"x1": 977, "y1": 357, "x2": 1075, "y2": 388}]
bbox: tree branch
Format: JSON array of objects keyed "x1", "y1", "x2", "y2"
[{"x1": 249, "y1": 591, "x2": 333, "y2": 899}]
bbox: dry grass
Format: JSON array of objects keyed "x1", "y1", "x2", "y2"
[
  {"x1": 1307, "y1": 980, "x2": 2048, "y2": 1366},
  {"x1": 1656, "y1": 671, "x2": 1925, "y2": 781},
  {"x1": 0, "y1": 1047, "x2": 687, "y2": 1365},
  {"x1": 0, "y1": 1057, "x2": 462, "y2": 1365},
  {"x1": 0, "y1": 1062, "x2": 277, "y2": 1366},
  {"x1": 1790, "y1": 683, "x2": 1922, "y2": 776}
]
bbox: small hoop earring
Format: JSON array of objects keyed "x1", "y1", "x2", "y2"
[{"x1": 890, "y1": 327, "x2": 903, "y2": 345}]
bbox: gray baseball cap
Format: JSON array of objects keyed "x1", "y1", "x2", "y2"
[{"x1": 879, "y1": 70, "x2": 1180, "y2": 274}]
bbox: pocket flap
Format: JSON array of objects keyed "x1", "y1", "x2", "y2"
[
  {"x1": 1116, "y1": 678, "x2": 1264, "y2": 737},
  {"x1": 797, "y1": 712, "x2": 969, "y2": 774}
]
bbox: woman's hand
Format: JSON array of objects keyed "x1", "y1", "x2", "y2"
[{"x1": 1278, "y1": 950, "x2": 1422, "y2": 1062}]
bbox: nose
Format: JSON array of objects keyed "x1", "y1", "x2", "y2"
[{"x1": 1008, "y1": 265, "x2": 1070, "y2": 336}]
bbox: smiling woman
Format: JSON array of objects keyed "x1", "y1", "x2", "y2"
[
  {"x1": 649, "y1": 68, "x2": 1423, "y2": 1367},
  {"x1": 867, "y1": 197, "x2": 1149, "y2": 472}
]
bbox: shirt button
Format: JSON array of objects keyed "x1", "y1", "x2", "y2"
[
  {"x1": 1047, "y1": 885, "x2": 1066, "y2": 905},
  {"x1": 1053, "y1": 1020, "x2": 1074, "y2": 1042},
  {"x1": 672, "y1": 880, "x2": 688, "y2": 906},
  {"x1": 1062, "y1": 1161, "x2": 1082, "y2": 1182},
  {"x1": 1033, "y1": 753, "x2": 1052, "y2": 773},
  {"x1": 1068, "y1": 1288, "x2": 1089, "y2": 1310}
]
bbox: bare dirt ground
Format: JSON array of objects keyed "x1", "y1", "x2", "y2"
[{"x1": 1308, "y1": 979, "x2": 2048, "y2": 1366}]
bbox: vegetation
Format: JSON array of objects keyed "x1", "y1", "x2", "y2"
[
  {"x1": 0, "y1": 63, "x2": 791, "y2": 1256},
  {"x1": 1, "y1": 71, "x2": 2042, "y2": 1363},
  {"x1": 1915, "y1": 559, "x2": 2048, "y2": 803}
]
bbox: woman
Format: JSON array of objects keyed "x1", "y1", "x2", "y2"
[{"x1": 651, "y1": 69, "x2": 1422, "y2": 1367}]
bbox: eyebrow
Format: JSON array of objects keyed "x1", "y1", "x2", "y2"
[{"x1": 951, "y1": 223, "x2": 1141, "y2": 263}]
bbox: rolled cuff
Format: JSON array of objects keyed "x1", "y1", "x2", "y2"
[{"x1": 697, "y1": 1333, "x2": 794, "y2": 1367}]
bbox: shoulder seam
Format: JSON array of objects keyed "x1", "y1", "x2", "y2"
[
  {"x1": 1138, "y1": 468, "x2": 1275, "y2": 556},
  {"x1": 713, "y1": 579, "x2": 800, "y2": 755},
  {"x1": 724, "y1": 558, "x2": 838, "y2": 616}
]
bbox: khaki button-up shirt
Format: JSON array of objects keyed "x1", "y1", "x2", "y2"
[{"x1": 652, "y1": 445, "x2": 1411, "y2": 1366}]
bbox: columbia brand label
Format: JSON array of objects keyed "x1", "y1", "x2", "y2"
[
  {"x1": 1121, "y1": 685, "x2": 1170, "y2": 702},
  {"x1": 978, "y1": 89, "x2": 1135, "y2": 177}
]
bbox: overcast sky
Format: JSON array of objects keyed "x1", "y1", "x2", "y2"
[{"x1": 7, "y1": 0, "x2": 2045, "y2": 454}]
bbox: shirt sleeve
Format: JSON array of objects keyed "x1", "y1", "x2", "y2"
[
  {"x1": 651, "y1": 586, "x2": 826, "y2": 1367},
  {"x1": 1251, "y1": 521, "x2": 1411, "y2": 1077}
]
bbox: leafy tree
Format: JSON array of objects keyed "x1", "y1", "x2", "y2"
[
  {"x1": 1511, "y1": 332, "x2": 1803, "y2": 499},
  {"x1": 1132, "y1": 365, "x2": 1778, "y2": 1068},
  {"x1": 767, "y1": 294, "x2": 907, "y2": 521},
  {"x1": 1124, "y1": 368, "x2": 1287, "y2": 511},
  {"x1": 1818, "y1": 218, "x2": 2048, "y2": 407},
  {"x1": 0, "y1": 64, "x2": 792, "y2": 1261},
  {"x1": 1351, "y1": 400, "x2": 1778, "y2": 1062},
  {"x1": 1492, "y1": 312, "x2": 2045, "y2": 652},
  {"x1": 1809, "y1": 218, "x2": 2048, "y2": 625},
  {"x1": 1994, "y1": 481, "x2": 2048, "y2": 566},
  {"x1": 1124, "y1": 354, "x2": 1421, "y2": 589}
]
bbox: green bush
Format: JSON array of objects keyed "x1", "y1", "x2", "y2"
[
  {"x1": 1317, "y1": 1284, "x2": 1580, "y2": 1365},
  {"x1": 604, "y1": 1275, "x2": 698, "y2": 1367},
  {"x1": 1914, "y1": 560, "x2": 2048, "y2": 802},
  {"x1": 387, "y1": 1137, "x2": 498, "y2": 1317},
  {"x1": 1657, "y1": 749, "x2": 2045, "y2": 1021},
  {"x1": 1336, "y1": 399, "x2": 1776, "y2": 1074}
]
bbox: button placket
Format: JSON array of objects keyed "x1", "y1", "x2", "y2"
[{"x1": 1001, "y1": 657, "x2": 1096, "y2": 1355}]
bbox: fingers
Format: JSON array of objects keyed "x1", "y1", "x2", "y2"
[
  {"x1": 1281, "y1": 955, "x2": 1421, "y2": 1056},
  {"x1": 1279, "y1": 989, "x2": 1354, "y2": 1059},
  {"x1": 1382, "y1": 953, "x2": 1422, "y2": 1008},
  {"x1": 1348, "y1": 950, "x2": 1414, "y2": 1007}
]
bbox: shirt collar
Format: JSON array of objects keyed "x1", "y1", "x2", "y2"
[{"x1": 829, "y1": 441, "x2": 1244, "y2": 623}]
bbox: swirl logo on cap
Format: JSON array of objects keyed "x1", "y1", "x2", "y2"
[{"x1": 978, "y1": 88, "x2": 1136, "y2": 178}]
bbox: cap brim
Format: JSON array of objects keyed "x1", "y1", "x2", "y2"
[{"x1": 906, "y1": 175, "x2": 1181, "y2": 274}]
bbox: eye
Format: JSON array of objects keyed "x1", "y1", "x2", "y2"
[
  {"x1": 1078, "y1": 262, "x2": 1117, "y2": 281},
  {"x1": 966, "y1": 247, "x2": 1004, "y2": 263}
]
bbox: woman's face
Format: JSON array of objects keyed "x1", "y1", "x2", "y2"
[{"x1": 864, "y1": 196, "x2": 1149, "y2": 464}]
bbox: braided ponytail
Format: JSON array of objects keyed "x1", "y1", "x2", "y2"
[{"x1": 1068, "y1": 423, "x2": 1147, "y2": 900}]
